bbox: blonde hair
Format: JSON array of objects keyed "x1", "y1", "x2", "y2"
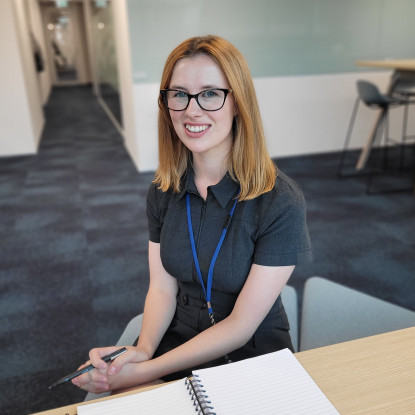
[{"x1": 154, "y1": 35, "x2": 277, "y2": 201}]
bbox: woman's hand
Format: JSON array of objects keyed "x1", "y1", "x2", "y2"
[{"x1": 71, "y1": 345, "x2": 150, "y2": 393}]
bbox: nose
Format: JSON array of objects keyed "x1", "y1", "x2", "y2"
[{"x1": 185, "y1": 96, "x2": 203, "y2": 115}]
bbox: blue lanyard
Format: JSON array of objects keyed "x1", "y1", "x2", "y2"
[{"x1": 186, "y1": 191, "x2": 239, "y2": 317}]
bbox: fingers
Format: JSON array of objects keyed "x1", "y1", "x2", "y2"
[
  {"x1": 71, "y1": 345, "x2": 146, "y2": 392},
  {"x1": 89, "y1": 346, "x2": 121, "y2": 370},
  {"x1": 72, "y1": 364, "x2": 109, "y2": 393},
  {"x1": 107, "y1": 347, "x2": 140, "y2": 376}
]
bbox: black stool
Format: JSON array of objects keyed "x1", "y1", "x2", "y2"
[
  {"x1": 366, "y1": 76, "x2": 415, "y2": 194},
  {"x1": 338, "y1": 80, "x2": 406, "y2": 180}
]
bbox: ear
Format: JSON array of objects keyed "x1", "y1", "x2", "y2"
[
  {"x1": 230, "y1": 89, "x2": 238, "y2": 116},
  {"x1": 233, "y1": 102, "x2": 239, "y2": 117},
  {"x1": 232, "y1": 115, "x2": 238, "y2": 137}
]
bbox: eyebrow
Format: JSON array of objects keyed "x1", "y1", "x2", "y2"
[{"x1": 168, "y1": 84, "x2": 222, "y2": 91}]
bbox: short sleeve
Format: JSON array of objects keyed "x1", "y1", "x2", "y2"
[
  {"x1": 253, "y1": 175, "x2": 312, "y2": 266},
  {"x1": 146, "y1": 183, "x2": 161, "y2": 243}
]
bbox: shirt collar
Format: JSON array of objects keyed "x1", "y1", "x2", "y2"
[{"x1": 178, "y1": 166, "x2": 240, "y2": 208}]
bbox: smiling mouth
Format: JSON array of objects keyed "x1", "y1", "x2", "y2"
[{"x1": 185, "y1": 124, "x2": 209, "y2": 133}]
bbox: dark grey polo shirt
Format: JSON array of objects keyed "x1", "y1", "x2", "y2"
[
  {"x1": 147, "y1": 168, "x2": 312, "y2": 295},
  {"x1": 145, "y1": 168, "x2": 312, "y2": 377}
]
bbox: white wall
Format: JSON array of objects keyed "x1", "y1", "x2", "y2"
[
  {"x1": 27, "y1": 0, "x2": 51, "y2": 104},
  {"x1": 255, "y1": 71, "x2": 399, "y2": 158},
  {"x1": 132, "y1": 70, "x2": 412, "y2": 172},
  {"x1": 111, "y1": 0, "x2": 139, "y2": 169},
  {"x1": 0, "y1": 0, "x2": 44, "y2": 157},
  {"x1": 132, "y1": 83, "x2": 159, "y2": 171}
]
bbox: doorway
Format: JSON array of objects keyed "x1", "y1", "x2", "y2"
[
  {"x1": 39, "y1": 0, "x2": 91, "y2": 86},
  {"x1": 38, "y1": 0, "x2": 122, "y2": 129}
]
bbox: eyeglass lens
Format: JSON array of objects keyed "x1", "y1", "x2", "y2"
[{"x1": 165, "y1": 89, "x2": 227, "y2": 111}]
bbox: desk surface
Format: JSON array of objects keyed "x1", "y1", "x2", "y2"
[
  {"x1": 296, "y1": 326, "x2": 415, "y2": 414},
  {"x1": 356, "y1": 59, "x2": 415, "y2": 71},
  {"x1": 32, "y1": 327, "x2": 415, "y2": 415}
]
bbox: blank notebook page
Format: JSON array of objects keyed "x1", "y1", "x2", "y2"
[
  {"x1": 77, "y1": 379, "x2": 195, "y2": 415},
  {"x1": 192, "y1": 348, "x2": 340, "y2": 415}
]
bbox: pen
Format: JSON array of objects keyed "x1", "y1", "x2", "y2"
[{"x1": 48, "y1": 347, "x2": 127, "y2": 389}]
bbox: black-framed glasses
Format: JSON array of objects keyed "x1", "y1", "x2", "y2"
[{"x1": 160, "y1": 88, "x2": 232, "y2": 111}]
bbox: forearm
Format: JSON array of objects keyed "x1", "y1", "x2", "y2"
[
  {"x1": 81, "y1": 312, "x2": 249, "y2": 392},
  {"x1": 120, "y1": 312, "x2": 251, "y2": 387},
  {"x1": 101, "y1": 264, "x2": 293, "y2": 392},
  {"x1": 136, "y1": 241, "x2": 179, "y2": 358},
  {"x1": 151, "y1": 313, "x2": 250, "y2": 376},
  {"x1": 136, "y1": 287, "x2": 177, "y2": 358},
  {"x1": 131, "y1": 264, "x2": 294, "y2": 382}
]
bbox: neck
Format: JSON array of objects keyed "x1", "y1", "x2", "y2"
[{"x1": 192, "y1": 153, "x2": 229, "y2": 198}]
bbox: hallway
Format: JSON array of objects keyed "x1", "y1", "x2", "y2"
[{"x1": 0, "y1": 86, "x2": 152, "y2": 414}]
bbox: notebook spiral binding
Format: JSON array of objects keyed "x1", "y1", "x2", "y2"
[{"x1": 185, "y1": 375, "x2": 216, "y2": 415}]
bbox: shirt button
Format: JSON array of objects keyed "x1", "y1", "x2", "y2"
[
  {"x1": 201, "y1": 302, "x2": 207, "y2": 309},
  {"x1": 182, "y1": 295, "x2": 188, "y2": 305}
]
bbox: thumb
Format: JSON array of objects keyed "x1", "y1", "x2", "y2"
[{"x1": 107, "y1": 347, "x2": 137, "y2": 375}]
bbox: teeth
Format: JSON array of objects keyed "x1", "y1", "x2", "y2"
[{"x1": 185, "y1": 124, "x2": 208, "y2": 133}]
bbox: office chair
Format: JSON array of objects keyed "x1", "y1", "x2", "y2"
[
  {"x1": 84, "y1": 314, "x2": 144, "y2": 402},
  {"x1": 338, "y1": 80, "x2": 405, "y2": 182},
  {"x1": 393, "y1": 79, "x2": 415, "y2": 163},
  {"x1": 365, "y1": 77, "x2": 415, "y2": 193},
  {"x1": 386, "y1": 74, "x2": 415, "y2": 193},
  {"x1": 299, "y1": 276, "x2": 415, "y2": 351},
  {"x1": 280, "y1": 285, "x2": 299, "y2": 352}
]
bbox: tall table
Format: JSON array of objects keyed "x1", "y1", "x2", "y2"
[
  {"x1": 32, "y1": 326, "x2": 415, "y2": 415},
  {"x1": 354, "y1": 59, "x2": 415, "y2": 170}
]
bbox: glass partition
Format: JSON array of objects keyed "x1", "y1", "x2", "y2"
[
  {"x1": 41, "y1": 1, "x2": 79, "y2": 83},
  {"x1": 126, "y1": 0, "x2": 415, "y2": 83},
  {"x1": 89, "y1": 0, "x2": 122, "y2": 126}
]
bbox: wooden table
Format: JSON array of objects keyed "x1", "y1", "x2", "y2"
[
  {"x1": 354, "y1": 59, "x2": 415, "y2": 170},
  {"x1": 296, "y1": 326, "x2": 415, "y2": 414},
  {"x1": 356, "y1": 59, "x2": 415, "y2": 72},
  {"x1": 32, "y1": 327, "x2": 415, "y2": 415}
]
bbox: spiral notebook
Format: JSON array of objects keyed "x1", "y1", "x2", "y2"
[{"x1": 78, "y1": 348, "x2": 340, "y2": 415}]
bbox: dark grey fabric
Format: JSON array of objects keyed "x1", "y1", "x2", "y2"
[
  {"x1": 147, "y1": 167, "x2": 312, "y2": 294},
  {"x1": 144, "y1": 166, "x2": 311, "y2": 379},
  {"x1": 150, "y1": 281, "x2": 293, "y2": 382}
]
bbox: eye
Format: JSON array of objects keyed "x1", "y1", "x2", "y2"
[
  {"x1": 172, "y1": 90, "x2": 187, "y2": 98},
  {"x1": 201, "y1": 89, "x2": 220, "y2": 98}
]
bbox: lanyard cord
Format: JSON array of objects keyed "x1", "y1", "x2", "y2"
[{"x1": 186, "y1": 191, "x2": 239, "y2": 317}]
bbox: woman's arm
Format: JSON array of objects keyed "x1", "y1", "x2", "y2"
[
  {"x1": 73, "y1": 241, "x2": 178, "y2": 392},
  {"x1": 133, "y1": 241, "x2": 179, "y2": 359},
  {"x1": 99, "y1": 262, "x2": 294, "y2": 391}
]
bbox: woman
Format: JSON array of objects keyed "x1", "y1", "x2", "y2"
[{"x1": 73, "y1": 35, "x2": 312, "y2": 393}]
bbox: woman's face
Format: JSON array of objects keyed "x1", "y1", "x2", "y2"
[{"x1": 168, "y1": 54, "x2": 235, "y2": 161}]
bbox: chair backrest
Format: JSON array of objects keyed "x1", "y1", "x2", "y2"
[
  {"x1": 85, "y1": 314, "x2": 144, "y2": 402},
  {"x1": 281, "y1": 285, "x2": 299, "y2": 352},
  {"x1": 116, "y1": 313, "x2": 143, "y2": 346},
  {"x1": 357, "y1": 80, "x2": 389, "y2": 107},
  {"x1": 392, "y1": 78, "x2": 415, "y2": 97},
  {"x1": 300, "y1": 276, "x2": 415, "y2": 351}
]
